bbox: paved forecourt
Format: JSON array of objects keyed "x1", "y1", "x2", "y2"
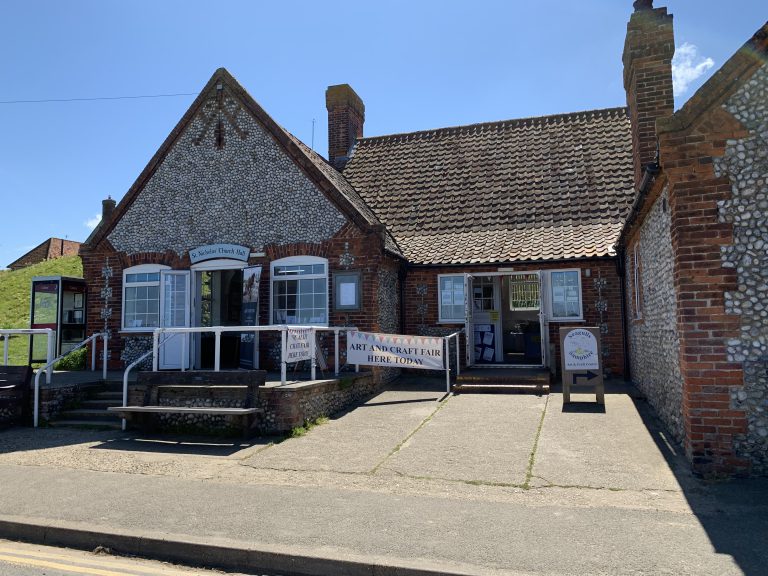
[{"x1": 379, "y1": 393, "x2": 547, "y2": 486}]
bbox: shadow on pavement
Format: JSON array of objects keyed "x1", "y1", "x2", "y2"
[
  {"x1": 561, "y1": 402, "x2": 606, "y2": 414},
  {"x1": 0, "y1": 426, "x2": 273, "y2": 458},
  {"x1": 630, "y1": 392, "x2": 768, "y2": 575},
  {"x1": 91, "y1": 433, "x2": 275, "y2": 456}
]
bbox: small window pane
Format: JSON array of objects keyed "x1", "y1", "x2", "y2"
[
  {"x1": 439, "y1": 275, "x2": 465, "y2": 321},
  {"x1": 550, "y1": 271, "x2": 581, "y2": 319},
  {"x1": 272, "y1": 260, "x2": 328, "y2": 325}
]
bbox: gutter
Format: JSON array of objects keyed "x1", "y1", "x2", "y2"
[{"x1": 616, "y1": 162, "x2": 660, "y2": 249}]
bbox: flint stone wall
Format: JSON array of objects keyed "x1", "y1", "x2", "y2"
[
  {"x1": 108, "y1": 86, "x2": 347, "y2": 255},
  {"x1": 127, "y1": 371, "x2": 378, "y2": 435},
  {"x1": 626, "y1": 187, "x2": 684, "y2": 443},
  {"x1": 716, "y1": 63, "x2": 768, "y2": 474}
]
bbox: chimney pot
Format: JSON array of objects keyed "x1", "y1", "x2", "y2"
[{"x1": 633, "y1": 0, "x2": 653, "y2": 11}]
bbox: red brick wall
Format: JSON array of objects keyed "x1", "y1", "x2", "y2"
[
  {"x1": 659, "y1": 106, "x2": 751, "y2": 477},
  {"x1": 8, "y1": 238, "x2": 82, "y2": 270},
  {"x1": 402, "y1": 259, "x2": 626, "y2": 377},
  {"x1": 80, "y1": 223, "x2": 396, "y2": 375}
]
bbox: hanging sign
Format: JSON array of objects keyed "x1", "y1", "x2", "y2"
[
  {"x1": 189, "y1": 244, "x2": 249, "y2": 264},
  {"x1": 347, "y1": 331, "x2": 444, "y2": 370},
  {"x1": 286, "y1": 327, "x2": 313, "y2": 363}
]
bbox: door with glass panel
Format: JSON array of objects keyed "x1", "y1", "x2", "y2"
[{"x1": 159, "y1": 271, "x2": 190, "y2": 369}]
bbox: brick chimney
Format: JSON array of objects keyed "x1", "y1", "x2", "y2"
[
  {"x1": 101, "y1": 196, "x2": 116, "y2": 223},
  {"x1": 326, "y1": 84, "x2": 365, "y2": 171},
  {"x1": 623, "y1": 0, "x2": 675, "y2": 185}
]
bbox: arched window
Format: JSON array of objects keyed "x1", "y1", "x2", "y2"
[
  {"x1": 270, "y1": 256, "x2": 328, "y2": 326},
  {"x1": 122, "y1": 264, "x2": 170, "y2": 330}
]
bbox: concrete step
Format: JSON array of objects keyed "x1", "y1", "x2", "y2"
[
  {"x1": 57, "y1": 409, "x2": 121, "y2": 422},
  {"x1": 453, "y1": 383, "x2": 550, "y2": 395},
  {"x1": 48, "y1": 419, "x2": 122, "y2": 430},
  {"x1": 457, "y1": 368, "x2": 551, "y2": 386}
]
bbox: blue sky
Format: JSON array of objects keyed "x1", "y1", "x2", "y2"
[{"x1": 0, "y1": 0, "x2": 764, "y2": 267}]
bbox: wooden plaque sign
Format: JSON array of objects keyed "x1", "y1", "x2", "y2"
[{"x1": 559, "y1": 326, "x2": 604, "y2": 404}]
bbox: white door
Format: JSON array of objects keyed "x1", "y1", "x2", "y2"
[{"x1": 159, "y1": 271, "x2": 190, "y2": 370}]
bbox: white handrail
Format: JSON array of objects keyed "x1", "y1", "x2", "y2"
[
  {"x1": 151, "y1": 325, "x2": 357, "y2": 385},
  {"x1": 32, "y1": 332, "x2": 108, "y2": 427},
  {"x1": 121, "y1": 349, "x2": 153, "y2": 431},
  {"x1": 1, "y1": 328, "x2": 55, "y2": 383},
  {"x1": 443, "y1": 329, "x2": 464, "y2": 393}
]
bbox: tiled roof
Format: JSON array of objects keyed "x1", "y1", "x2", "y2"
[
  {"x1": 283, "y1": 130, "x2": 404, "y2": 258},
  {"x1": 343, "y1": 108, "x2": 634, "y2": 264}
]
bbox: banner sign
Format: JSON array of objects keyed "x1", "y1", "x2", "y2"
[
  {"x1": 239, "y1": 266, "x2": 262, "y2": 369},
  {"x1": 286, "y1": 328, "x2": 313, "y2": 363},
  {"x1": 347, "y1": 331, "x2": 444, "y2": 370},
  {"x1": 189, "y1": 244, "x2": 249, "y2": 264}
]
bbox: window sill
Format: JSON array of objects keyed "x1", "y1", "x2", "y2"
[
  {"x1": 548, "y1": 318, "x2": 585, "y2": 323},
  {"x1": 438, "y1": 320, "x2": 464, "y2": 325}
]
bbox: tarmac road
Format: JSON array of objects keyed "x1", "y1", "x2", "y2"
[{"x1": 0, "y1": 538, "x2": 274, "y2": 576}]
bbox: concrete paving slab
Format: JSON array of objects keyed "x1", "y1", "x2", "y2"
[
  {"x1": 243, "y1": 388, "x2": 444, "y2": 474},
  {"x1": 381, "y1": 394, "x2": 547, "y2": 486},
  {"x1": 532, "y1": 392, "x2": 682, "y2": 491}
]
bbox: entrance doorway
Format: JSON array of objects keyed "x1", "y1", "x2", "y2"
[
  {"x1": 195, "y1": 269, "x2": 243, "y2": 369},
  {"x1": 466, "y1": 272, "x2": 546, "y2": 368}
]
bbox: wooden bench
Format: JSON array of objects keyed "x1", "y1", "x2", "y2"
[{"x1": 108, "y1": 405, "x2": 264, "y2": 438}]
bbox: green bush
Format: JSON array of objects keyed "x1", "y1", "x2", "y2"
[{"x1": 54, "y1": 347, "x2": 87, "y2": 371}]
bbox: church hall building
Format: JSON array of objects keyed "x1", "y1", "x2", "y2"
[{"x1": 80, "y1": 1, "x2": 768, "y2": 476}]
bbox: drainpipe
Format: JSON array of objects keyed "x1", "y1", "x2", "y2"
[
  {"x1": 398, "y1": 261, "x2": 408, "y2": 333},
  {"x1": 617, "y1": 248, "x2": 631, "y2": 382}
]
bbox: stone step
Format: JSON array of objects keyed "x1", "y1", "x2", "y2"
[
  {"x1": 48, "y1": 419, "x2": 122, "y2": 430},
  {"x1": 94, "y1": 391, "x2": 123, "y2": 400},
  {"x1": 81, "y1": 398, "x2": 121, "y2": 408},
  {"x1": 57, "y1": 409, "x2": 121, "y2": 422}
]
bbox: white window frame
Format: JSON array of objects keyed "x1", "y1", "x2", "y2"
[
  {"x1": 121, "y1": 264, "x2": 171, "y2": 332},
  {"x1": 269, "y1": 256, "x2": 329, "y2": 327},
  {"x1": 547, "y1": 268, "x2": 584, "y2": 322},
  {"x1": 633, "y1": 243, "x2": 643, "y2": 320},
  {"x1": 438, "y1": 274, "x2": 466, "y2": 323}
]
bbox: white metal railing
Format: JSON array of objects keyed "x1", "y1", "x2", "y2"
[
  {"x1": 121, "y1": 348, "x2": 154, "y2": 431},
  {"x1": 32, "y1": 332, "x2": 109, "y2": 427},
  {"x1": 1, "y1": 328, "x2": 55, "y2": 383},
  {"x1": 152, "y1": 325, "x2": 357, "y2": 385},
  {"x1": 444, "y1": 329, "x2": 463, "y2": 393}
]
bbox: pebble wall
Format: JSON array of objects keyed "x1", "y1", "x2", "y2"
[
  {"x1": 108, "y1": 85, "x2": 346, "y2": 255},
  {"x1": 626, "y1": 187, "x2": 684, "y2": 443},
  {"x1": 716, "y1": 64, "x2": 768, "y2": 473}
]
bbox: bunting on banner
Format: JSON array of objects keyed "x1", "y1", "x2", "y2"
[{"x1": 347, "y1": 331, "x2": 444, "y2": 370}]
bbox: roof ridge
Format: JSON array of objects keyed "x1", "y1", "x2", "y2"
[{"x1": 356, "y1": 106, "x2": 629, "y2": 145}]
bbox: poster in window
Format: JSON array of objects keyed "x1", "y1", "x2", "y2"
[
  {"x1": 334, "y1": 272, "x2": 361, "y2": 311},
  {"x1": 340, "y1": 282, "x2": 357, "y2": 307}
]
